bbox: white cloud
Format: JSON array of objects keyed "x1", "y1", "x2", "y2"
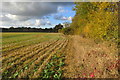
[
  {"x1": 21, "y1": 20, "x2": 34, "y2": 26},
  {"x1": 57, "y1": 6, "x2": 65, "y2": 12},
  {"x1": 54, "y1": 15, "x2": 72, "y2": 21},
  {"x1": 67, "y1": 16, "x2": 72, "y2": 21},
  {"x1": 0, "y1": 15, "x2": 4, "y2": 18},
  {"x1": 61, "y1": 16, "x2": 72, "y2": 21},
  {"x1": 5, "y1": 14, "x2": 17, "y2": 20},
  {"x1": 35, "y1": 19, "x2": 41, "y2": 26},
  {"x1": 57, "y1": 6, "x2": 70, "y2": 13},
  {"x1": 35, "y1": 19, "x2": 51, "y2": 27},
  {"x1": 61, "y1": 16, "x2": 67, "y2": 20}
]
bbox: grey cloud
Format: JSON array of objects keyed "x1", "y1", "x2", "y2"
[
  {"x1": 1, "y1": 2, "x2": 74, "y2": 27},
  {"x1": 1, "y1": 16, "x2": 11, "y2": 21},
  {"x1": 1, "y1": 2, "x2": 73, "y2": 17},
  {"x1": 0, "y1": 13, "x2": 31, "y2": 21},
  {"x1": 2, "y1": 2, "x2": 58, "y2": 17},
  {"x1": 2, "y1": 0, "x2": 75, "y2": 2}
]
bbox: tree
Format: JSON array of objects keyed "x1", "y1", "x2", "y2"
[
  {"x1": 61, "y1": 27, "x2": 74, "y2": 35},
  {"x1": 63, "y1": 2, "x2": 118, "y2": 43},
  {"x1": 54, "y1": 23, "x2": 63, "y2": 32}
]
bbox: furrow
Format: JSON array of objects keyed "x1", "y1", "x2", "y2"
[
  {"x1": 17, "y1": 39, "x2": 66, "y2": 78},
  {"x1": 2, "y1": 39, "x2": 62, "y2": 77},
  {"x1": 2, "y1": 40, "x2": 58, "y2": 66},
  {"x1": 31, "y1": 39, "x2": 67, "y2": 78},
  {"x1": 2, "y1": 35, "x2": 40, "y2": 49},
  {"x1": 2, "y1": 35, "x2": 49, "y2": 54},
  {"x1": 2, "y1": 40, "x2": 59, "y2": 72}
]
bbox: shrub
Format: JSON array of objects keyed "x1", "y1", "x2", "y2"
[{"x1": 61, "y1": 27, "x2": 74, "y2": 35}]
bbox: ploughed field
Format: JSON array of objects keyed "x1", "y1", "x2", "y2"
[{"x1": 1, "y1": 32, "x2": 68, "y2": 79}]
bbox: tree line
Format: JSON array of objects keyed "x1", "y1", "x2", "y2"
[
  {"x1": 61, "y1": 2, "x2": 118, "y2": 43},
  {"x1": 2, "y1": 24, "x2": 63, "y2": 33}
]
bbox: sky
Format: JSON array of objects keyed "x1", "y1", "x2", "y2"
[{"x1": 0, "y1": 2, "x2": 76, "y2": 28}]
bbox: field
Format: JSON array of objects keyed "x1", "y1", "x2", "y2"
[
  {"x1": 1, "y1": 32, "x2": 119, "y2": 79},
  {"x1": 1, "y1": 32, "x2": 68, "y2": 79}
]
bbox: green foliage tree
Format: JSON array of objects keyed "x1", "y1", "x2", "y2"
[{"x1": 54, "y1": 23, "x2": 63, "y2": 32}]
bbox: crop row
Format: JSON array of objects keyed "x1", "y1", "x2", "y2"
[
  {"x1": 2, "y1": 40, "x2": 53, "y2": 64},
  {"x1": 2, "y1": 34, "x2": 38, "y2": 48},
  {"x1": 31, "y1": 39, "x2": 68, "y2": 78},
  {"x1": 16, "y1": 39, "x2": 65, "y2": 78},
  {"x1": 2, "y1": 39, "x2": 67, "y2": 78},
  {"x1": 2, "y1": 35, "x2": 51, "y2": 53},
  {"x1": 2, "y1": 39, "x2": 60, "y2": 73},
  {"x1": 40, "y1": 39, "x2": 68, "y2": 79},
  {"x1": 18, "y1": 39, "x2": 67, "y2": 78},
  {"x1": 2, "y1": 39, "x2": 59, "y2": 67},
  {"x1": 2, "y1": 39, "x2": 58, "y2": 60}
]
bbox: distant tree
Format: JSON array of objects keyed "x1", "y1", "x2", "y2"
[
  {"x1": 2, "y1": 27, "x2": 55, "y2": 32},
  {"x1": 10, "y1": 27, "x2": 14, "y2": 29},
  {"x1": 54, "y1": 23, "x2": 63, "y2": 32}
]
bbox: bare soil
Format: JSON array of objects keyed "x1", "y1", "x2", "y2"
[{"x1": 63, "y1": 35, "x2": 119, "y2": 78}]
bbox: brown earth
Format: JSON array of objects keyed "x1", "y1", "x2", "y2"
[{"x1": 63, "y1": 35, "x2": 119, "y2": 78}]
